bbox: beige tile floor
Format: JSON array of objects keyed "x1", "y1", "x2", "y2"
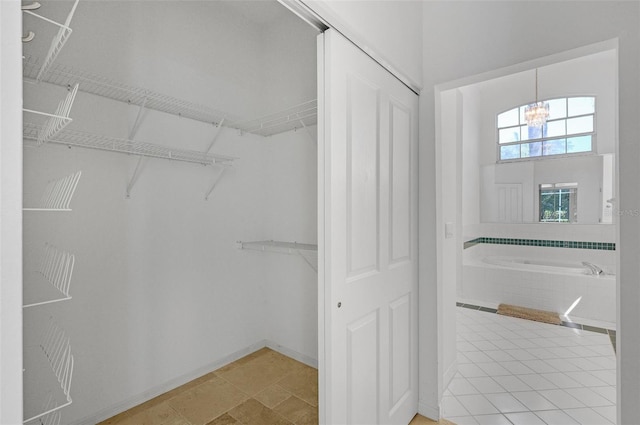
[{"x1": 99, "y1": 348, "x2": 453, "y2": 425}]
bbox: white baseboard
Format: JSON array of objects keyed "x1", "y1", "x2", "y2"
[
  {"x1": 69, "y1": 340, "x2": 318, "y2": 425},
  {"x1": 265, "y1": 340, "x2": 318, "y2": 369},
  {"x1": 443, "y1": 359, "x2": 458, "y2": 393},
  {"x1": 418, "y1": 400, "x2": 440, "y2": 422}
]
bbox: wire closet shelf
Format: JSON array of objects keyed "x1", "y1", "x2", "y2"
[
  {"x1": 23, "y1": 123, "x2": 236, "y2": 167},
  {"x1": 237, "y1": 240, "x2": 318, "y2": 272},
  {"x1": 23, "y1": 56, "x2": 318, "y2": 137},
  {"x1": 23, "y1": 321, "x2": 74, "y2": 424},
  {"x1": 232, "y1": 100, "x2": 318, "y2": 137},
  {"x1": 23, "y1": 56, "x2": 233, "y2": 127}
]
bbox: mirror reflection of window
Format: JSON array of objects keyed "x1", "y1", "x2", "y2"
[
  {"x1": 497, "y1": 96, "x2": 596, "y2": 162},
  {"x1": 539, "y1": 183, "x2": 578, "y2": 223}
]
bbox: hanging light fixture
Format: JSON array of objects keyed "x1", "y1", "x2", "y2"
[{"x1": 524, "y1": 68, "x2": 549, "y2": 127}]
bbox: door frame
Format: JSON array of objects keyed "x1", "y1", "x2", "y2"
[
  {"x1": 433, "y1": 38, "x2": 621, "y2": 420},
  {"x1": 0, "y1": 1, "x2": 24, "y2": 423}
]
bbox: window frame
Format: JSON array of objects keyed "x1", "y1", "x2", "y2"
[
  {"x1": 538, "y1": 183, "x2": 579, "y2": 223},
  {"x1": 496, "y1": 96, "x2": 597, "y2": 163}
]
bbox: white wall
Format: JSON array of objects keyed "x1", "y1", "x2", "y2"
[
  {"x1": 262, "y1": 15, "x2": 318, "y2": 113},
  {"x1": 460, "y1": 85, "x2": 481, "y2": 229},
  {"x1": 420, "y1": 2, "x2": 640, "y2": 422},
  {"x1": 302, "y1": 0, "x2": 423, "y2": 90},
  {"x1": 262, "y1": 128, "x2": 318, "y2": 365},
  {"x1": 436, "y1": 90, "x2": 460, "y2": 406}
]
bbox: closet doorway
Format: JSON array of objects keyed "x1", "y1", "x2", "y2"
[{"x1": 20, "y1": 1, "x2": 419, "y2": 424}]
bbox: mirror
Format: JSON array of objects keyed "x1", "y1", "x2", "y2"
[
  {"x1": 459, "y1": 49, "x2": 616, "y2": 225},
  {"x1": 477, "y1": 154, "x2": 613, "y2": 224}
]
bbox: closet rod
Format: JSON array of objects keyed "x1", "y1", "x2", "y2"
[{"x1": 23, "y1": 123, "x2": 236, "y2": 167}]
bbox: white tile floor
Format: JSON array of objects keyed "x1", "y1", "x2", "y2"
[{"x1": 445, "y1": 307, "x2": 616, "y2": 425}]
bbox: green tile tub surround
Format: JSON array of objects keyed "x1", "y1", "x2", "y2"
[{"x1": 463, "y1": 237, "x2": 615, "y2": 251}]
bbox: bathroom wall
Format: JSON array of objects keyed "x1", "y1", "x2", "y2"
[{"x1": 460, "y1": 85, "x2": 481, "y2": 228}]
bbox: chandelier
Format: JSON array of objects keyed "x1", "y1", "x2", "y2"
[{"x1": 524, "y1": 69, "x2": 549, "y2": 127}]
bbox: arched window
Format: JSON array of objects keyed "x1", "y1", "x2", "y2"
[{"x1": 497, "y1": 96, "x2": 595, "y2": 161}]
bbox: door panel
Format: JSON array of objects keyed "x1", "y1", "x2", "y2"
[
  {"x1": 346, "y1": 75, "x2": 380, "y2": 277},
  {"x1": 319, "y1": 29, "x2": 418, "y2": 425},
  {"x1": 390, "y1": 293, "x2": 411, "y2": 409},
  {"x1": 390, "y1": 102, "x2": 412, "y2": 264},
  {"x1": 347, "y1": 311, "x2": 379, "y2": 425}
]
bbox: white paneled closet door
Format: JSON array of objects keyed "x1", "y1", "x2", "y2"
[{"x1": 318, "y1": 29, "x2": 418, "y2": 425}]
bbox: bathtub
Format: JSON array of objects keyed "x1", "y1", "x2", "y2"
[
  {"x1": 462, "y1": 255, "x2": 616, "y2": 325},
  {"x1": 482, "y1": 256, "x2": 597, "y2": 275}
]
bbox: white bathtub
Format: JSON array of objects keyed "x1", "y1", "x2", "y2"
[
  {"x1": 462, "y1": 255, "x2": 616, "y2": 325},
  {"x1": 482, "y1": 256, "x2": 600, "y2": 275}
]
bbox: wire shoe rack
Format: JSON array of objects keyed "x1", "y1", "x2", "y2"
[
  {"x1": 24, "y1": 243, "x2": 75, "y2": 309},
  {"x1": 23, "y1": 170, "x2": 82, "y2": 212},
  {"x1": 23, "y1": 321, "x2": 74, "y2": 423}
]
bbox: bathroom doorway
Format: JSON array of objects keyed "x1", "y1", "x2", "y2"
[{"x1": 435, "y1": 42, "x2": 619, "y2": 424}]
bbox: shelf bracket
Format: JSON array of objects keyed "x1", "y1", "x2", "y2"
[
  {"x1": 299, "y1": 251, "x2": 318, "y2": 273},
  {"x1": 205, "y1": 118, "x2": 225, "y2": 153},
  {"x1": 128, "y1": 96, "x2": 148, "y2": 140},
  {"x1": 204, "y1": 167, "x2": 226, "y2": 201},
  {"x1": 300, "y1": 120, "x2": 316, "y2": 145},
  {"x1": 125, "y1": 157, "x2": 146, "y2": 199},
  {"x1": 125, "y1": 97, "x2": 148, "y2": 198}
]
